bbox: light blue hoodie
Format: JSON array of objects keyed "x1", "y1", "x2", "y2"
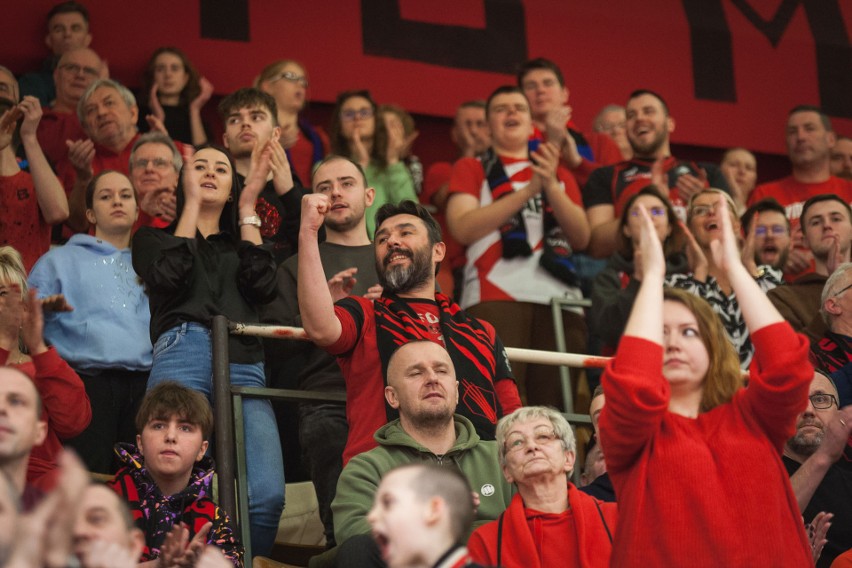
[{"x1": 28, "y1": 234, "x2": 152, "y2": 372}]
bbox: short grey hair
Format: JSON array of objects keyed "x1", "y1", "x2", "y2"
[
  {"x1": 129, "y1": 132, "x2": 183, "y2": 174},
  {"x1": 821, "y1": 262, "x2": 852, "y2": 326},
  {"x1": 593, "y1": 104, "x2": 625, "y2": 132},
  {"x1": 496, "y1": 406, "x2": 576, "y2": 467},
  {"x1": 77, "y1": 78, "x2": 137, "y2": 124}
]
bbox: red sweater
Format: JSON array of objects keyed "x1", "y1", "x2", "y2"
[
  {"x1": 467, "y1": 483, "x2": 616, "y2": 568},
  {"x1": 1, "y1": 347, "x2": 92, "y2": 491},
  {"x1": 599, "y1": 323, "x2": 813, "y2": 567}
]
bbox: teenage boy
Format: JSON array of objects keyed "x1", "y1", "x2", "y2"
[{"x1": 108, "y1": 382, "x2": 243, "y2": 567}]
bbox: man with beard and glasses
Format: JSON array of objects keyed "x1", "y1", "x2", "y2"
[
  {"x1": 329, "y1": 341, "x2": 512, "y2": 567},
  {"x1": 783, "y1": 372, "x2": 852, "y2": 567},
  {"x1": 582, "y1": 89, "x2": 729, "y2": 257},
  {"x1": 262, "y1": 154, "x2": 381, "y2": 547},
  {"x1": 297, "y1": 196, "x2": 521, "y2": 468}
]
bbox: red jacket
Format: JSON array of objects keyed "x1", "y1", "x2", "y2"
[
  {"x1": 599, "y1": 324, "x2": 813, "y2": 567},
  {"x1": 467, "y1": 483, "x2": 616, "y2": 568},
  {"x1": 2, "y1": 347, "x2": 91, "y2": 491}
]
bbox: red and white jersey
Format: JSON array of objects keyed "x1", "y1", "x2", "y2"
[{"x1": 448, "y1": 154, "x2": 584, "y2": 309}]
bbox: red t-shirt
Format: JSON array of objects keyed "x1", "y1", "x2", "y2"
[
  {"x1": 0, "y1": 170, "x2": 50, "y2": 271},
  {"x1": 447, "y1": 154, "x2": 584, "y2": 309},
  {"x1": 422, "y1": 161, "x2": 466, "y2": 271},
  {"x1": 36, "y1": 108, "x2": 86, "y2": 168},
  {"x1": 288, "y1": 126, "x2": 329, "y2": 187}
]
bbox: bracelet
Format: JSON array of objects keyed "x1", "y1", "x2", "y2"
[{"x1": 239, "y1": 214, "x2": 262, "y2": 228}]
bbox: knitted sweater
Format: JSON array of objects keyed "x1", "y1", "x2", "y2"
[{"x1": 599, "y1": 323, "x2": 813, "y2": 567}]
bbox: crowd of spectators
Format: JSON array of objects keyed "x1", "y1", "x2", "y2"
[{"x1": 2, "y1": 1, "x2": 852, "y2": 567}]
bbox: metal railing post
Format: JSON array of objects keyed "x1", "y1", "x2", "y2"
[{"x1": 211, "y1": 316, "x2": 237, "y2": 526}]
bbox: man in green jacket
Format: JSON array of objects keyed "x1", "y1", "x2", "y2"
[{"x1": 331, "y1": 340, "x2": 514, "y2": 567}]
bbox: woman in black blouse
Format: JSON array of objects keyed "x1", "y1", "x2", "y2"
[{"x1": 132, "y1": 144, "x2": 284, "y2": 557}]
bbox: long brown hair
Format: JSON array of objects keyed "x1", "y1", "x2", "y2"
[
  {"x1": 618, "y1": 185, "x2": 685, "y2": 259},
  {"x1": 142, "y1": 46, "x2": 202, "y2": 107},
  {"x1": 663, "y1": 288, "x2": 742, "y2": 412}
]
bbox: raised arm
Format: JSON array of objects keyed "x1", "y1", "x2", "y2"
[
  {"x1": 711, "y1": 195, "x2": 783, "y2": 333},
  {"x1": 18, "y1": 97, "x2": 68, "y2": 225},
  {"x1": 297, "y1": 193, "x2": 343, "y2": 346},
  {"x1": 622, "y1": 205, "x2": 665, "y2": 343}
]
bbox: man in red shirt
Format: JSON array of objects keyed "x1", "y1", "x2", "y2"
[
  {"x1": 517, "y1": 58, "x2": 622, "y2": 188},
  {"x1": 298, "y1": 192, "x2": 521, "y2": 464},
  {"x1": 36, "y1": 46, "x2": 103, "y2": 168},
  {"x1": 57, "y1": 78, "x2": 142, "y2": 233},
  {"x1": 749, "y1": 106, "x2": 852, "y2": 277}
]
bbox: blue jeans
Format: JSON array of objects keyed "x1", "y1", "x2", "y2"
[{"x1": 148, "y1": 322, "x2": 285, "y2": 556}]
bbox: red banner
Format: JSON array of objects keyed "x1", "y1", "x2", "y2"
[{"x1": 4, "y1": 0, "x2": 851, "y2": 154}]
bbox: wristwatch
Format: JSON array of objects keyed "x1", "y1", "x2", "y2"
[{"x1": 239, "y1": 215, "x2": 262, "y2": 228}]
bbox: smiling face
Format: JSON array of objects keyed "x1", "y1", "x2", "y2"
[
  {"x1": 374, "y1": 214, "x2": 443, "y2": 295},
  {"x1": 688, "y1": 192, "x2": 740, "y2": 248},
  {"x1": 86, "y1": 171, "x2": 138, "y2": 237},
  {"x1": 136, "y1": 414, "x2": 208, "y2": 494},
  {"x1": 786, "y1": 110, "x2": 835, "y2": 169},
  {"x1": 152, "y1": 51, "x2": 189, "y2": 99},
  {"x1": 81, "y1": 86, "x2": 138, "y2": 148},
  {"x1": 501, "y1": 417, "x2": 574, "y2": 486},
  {"x1": 662, "y1": 300, "x2": 709, "y2": 394},
  {"x1": 487, "y1": 92, "x2": 533, "y2": 151},
  {"x1": 191, "y1": 147, "x2": 234, "y2": 208},
  {"x1": 385, "y1": 341, "x2": 459, "y2": 430},
  {"x1": 312, "y1": 158, "x2": 374, "y2": 233},
  {"x1": 626, "y1": 93, "x2": 674, "y2": 158}
]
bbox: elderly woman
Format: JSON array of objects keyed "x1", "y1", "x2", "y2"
[{"x1": 467, "y1": 406, "x2": 617, "y2": 568}]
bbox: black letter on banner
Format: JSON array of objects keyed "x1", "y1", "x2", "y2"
[
  {"x1": 361, "y1": 0, "x2": 527, "y2": 74},
  {"x1": 683, "y1": 0, "x2": 852, "y2": 118},
  {"x1": 200, "y1": 0, "x2": 250, "y2": 42}
]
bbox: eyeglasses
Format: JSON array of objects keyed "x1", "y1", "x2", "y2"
[
  {"x1": 341, "y1": 108, "x2": 374, "y2": 122},
  {"x1": 753, "y1": 225, "x2": 788, "y2": 237},
  {"x1": 832, "y1": 282, "x2": 852, "y2": 298},
  {"x1": 271, "y1": 71, "x2": 308, "y2": 88},
  {"x1": 629, "y1": 206, "x2": 666, "y2": 217},
  {"x1": 132, "y1": 157, "x2": 172, "y2": 171},
  {"x1": 504, "y1": 427, "x2": 559, "y2": 454},
  {"x1": 809, "y1": 393, "x2": 838, "y2": 409},
  {"x1": 58, "y1": 63, "x2": 99, "y2": 78},
  {"x1": 691, "y1": 204, "x2": 722, "y2": 217}
]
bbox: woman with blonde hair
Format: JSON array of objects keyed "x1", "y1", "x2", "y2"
[
  {"x1": 599, "y1": 195, "x2": 813, "y2": 566},
  {"x1": 667, "y1": 187, "x2": 782, "y2": 367}
]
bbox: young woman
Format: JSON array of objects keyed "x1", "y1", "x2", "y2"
[
  {"x1": 590, "y1": 185, "x2": 687, "y2": 354},
  {"x1": 599, "y1": 195, "x2": 813, "y2": 566},
  {"x1": 256, "y1": 59, "x2": 329, "y2": 186},
  {"x1": 131, "y1": 145, "x2": 283, "y2": 556},
  {"x1": 329, "y1": 90, "x2": 416, "y2": 237},
  {"x1": 139, "y1": 47, "x2": 212, "y2": 146},
  {"x1": 29, "y1": 170, "x2": 150, "y2": 474},
  {"x1": 667, "y1": 188, "x2": 782, "y2": 367},
  {"x1": 719, "y1": 147, "x2": 758, "y2": 213}
]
